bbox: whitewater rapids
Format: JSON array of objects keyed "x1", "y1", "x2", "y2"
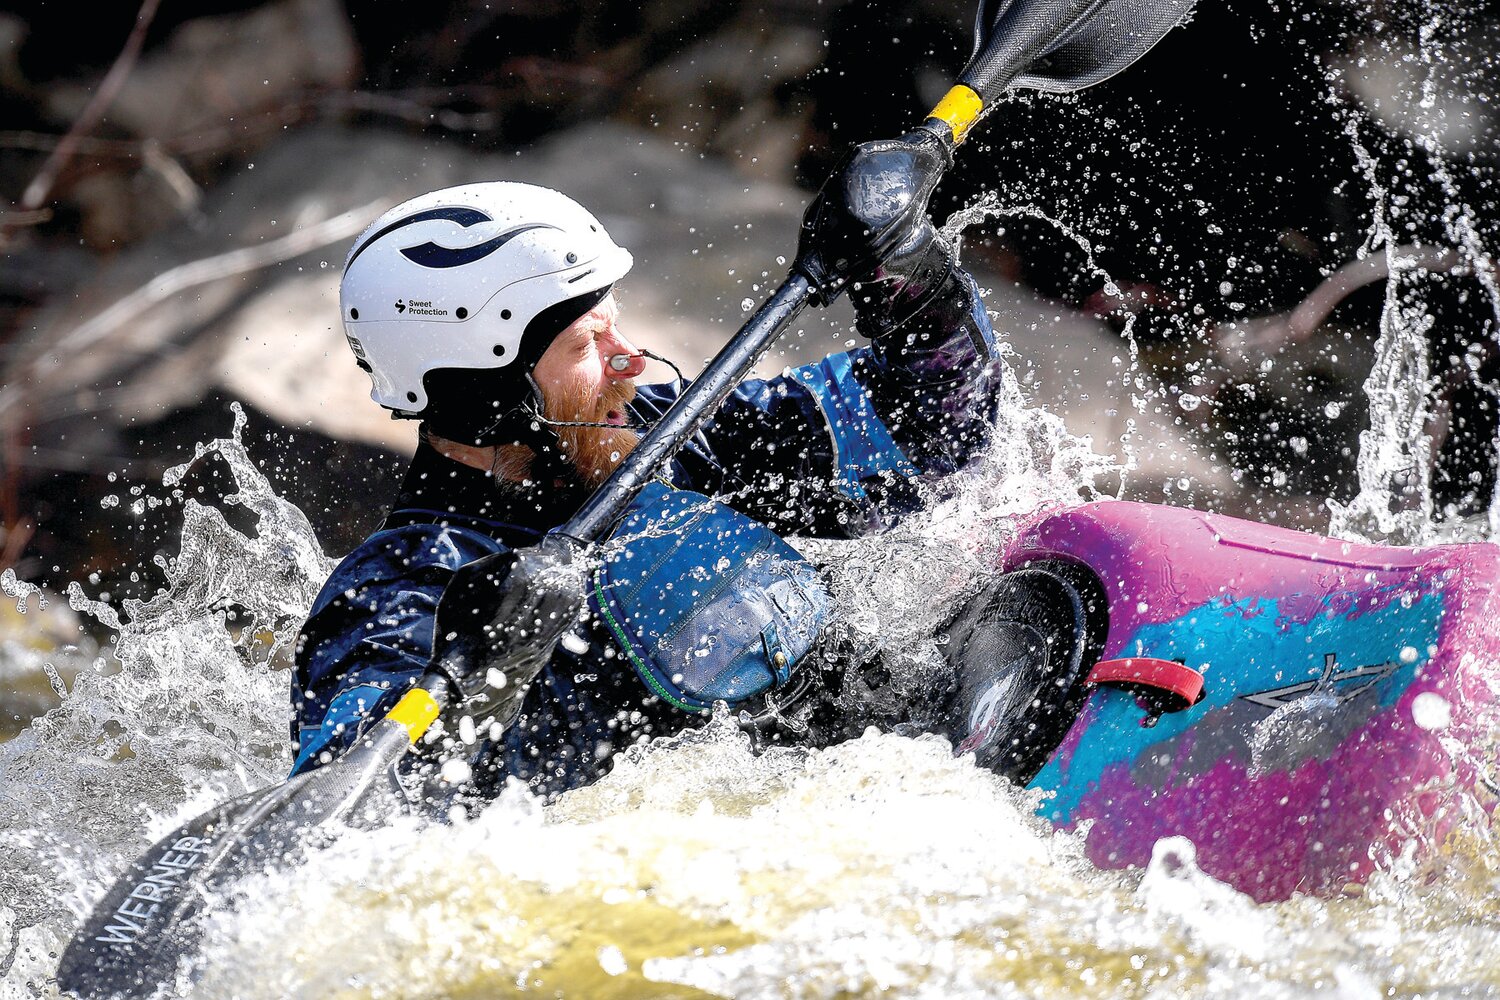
[{"x1": 2, "y1": 376, "x2": 1498, "y2": 999}]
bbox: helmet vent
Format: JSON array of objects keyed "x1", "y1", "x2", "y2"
[
  {"x1": 350, "y1": 308, "x2": 359, "y2": 320},
  {"x1": 407, "y1": 391, "x2": 418, "y2": 403},
  {"x1": 492, "y1": 345, "x2": 506, "y2": 357},
  {"x1": 501, "y1": 309, "x2": 512, "y2": 320},
  {"x1": 456, "y1": 307, "x2": 469, "y2": 319}
]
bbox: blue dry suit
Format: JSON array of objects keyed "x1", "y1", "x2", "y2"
[{"x1": 291, "y1": 264, "x2": 1001, "y2": 798}]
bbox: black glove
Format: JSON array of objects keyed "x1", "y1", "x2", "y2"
[
  {"x1": 793, "y1": 127, "x2": 953, "y2": 306},
  {"x1": 428, "y1": 533, "x2": 585, "y2": 727}
]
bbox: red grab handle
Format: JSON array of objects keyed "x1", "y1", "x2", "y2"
[{"x1": 1086, "y1": 657, "x2": 1205, "y2": 713}]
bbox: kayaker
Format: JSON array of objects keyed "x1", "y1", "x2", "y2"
[{"x1": 291, "y1": 139, "x2": 1006, "y2": 799}]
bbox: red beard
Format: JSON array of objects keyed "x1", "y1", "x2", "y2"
[{"x1": 543, "y1": 373, "x2": 641, "y2": 486}]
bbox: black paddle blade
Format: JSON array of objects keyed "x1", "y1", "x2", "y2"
[
  {"x1": 961, "y1": 0, "x2": 1196, "y2": 100},
  {"x1": 56, "y1": 720, "x2": 415, "y2": 999}
]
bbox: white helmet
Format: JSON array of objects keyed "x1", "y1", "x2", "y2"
[{"x1": 339, "y1": 181, "x2": 632, "y2": 414}]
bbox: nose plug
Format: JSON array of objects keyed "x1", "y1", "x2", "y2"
[{"x1": 608, "y1": 347, "x2": 686, "y2": 390}]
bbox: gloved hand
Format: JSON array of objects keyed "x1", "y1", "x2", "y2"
[
  {"x1": 793, "y1": 127, "x2": 953, "y2": 306},
  {"x1": 428, "y1": 533, "x2": 586, "y2": 728}
]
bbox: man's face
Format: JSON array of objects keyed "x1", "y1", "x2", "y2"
[{"x1": 531, "y1": 293, "x2": 645, "y2": 484}]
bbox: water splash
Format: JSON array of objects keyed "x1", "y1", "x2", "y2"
[
  {"x1": 188, "y1": 723, "x2": 1095, "y2": 1000},
  {"x1": 942, "y1": 192, "x2": 1144, "y2": 390},
  {"x1": 1326, "y1": 2, "x2": 1500, "y2": 545},
  {"x1": 794, "y1": 270, "x2": 1122, "y2": 731},
  {"x1": 3, "y1": 377, "x2": 1498, "y2": 997},
  {"x1": 0, "y1": 404, "x2": 334, "y2": 992},
  {"x1": 942, "y1": 190, "x2": 1166, "y2": 495},
  {"x1": 943, "y1": 195, "x2": 1128, "y2": 310}
]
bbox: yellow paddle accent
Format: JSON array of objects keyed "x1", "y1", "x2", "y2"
[
  {"x1": 927, "y1": 84, "x2": 984, "y2": 144},
  {"x1": 386, "y1": 687, "x2": 441, "y2": 743}
]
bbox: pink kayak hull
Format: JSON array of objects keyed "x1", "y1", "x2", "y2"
[{"x1": 1001, "y1": 501, "x2": 1500, "y2": 901}]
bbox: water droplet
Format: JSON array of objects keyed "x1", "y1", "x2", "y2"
[
  {"x1": 1411, "y1": 691, "x2": 1450, "y2": 731},
  {"x1": 597, "y1": 945, "x2": 628, "y2": 976},
  {"x1": 43, "y1": 663, "x2": 68, "y2": 699},
  {"x1": 1179, "y1": 393, "x2": 1201, "y2": 411},
  {"x1": 740, "y1": 297, "x2": 755, "y2": 312},
  {"x1": 439, "y1": 758, "x2": 473, "y2": 784}
]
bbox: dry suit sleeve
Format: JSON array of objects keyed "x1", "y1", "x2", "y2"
[
  {"x1": 731, "y1": 260, "x2": 999, "y2": 528},
  {"x1": 632, "y1": 252, "x2": 997, "y2": 536},
  {"x1": 288, "y1": 525, "x2": 501, "y2": 775}
]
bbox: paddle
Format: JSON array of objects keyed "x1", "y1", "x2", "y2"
[
  {"x1": 56, "y1": 2, "x2": 1194, "y2": 995},
  {"x1": 567, "y1": 0, "x2": 1196, "y2": 541}
]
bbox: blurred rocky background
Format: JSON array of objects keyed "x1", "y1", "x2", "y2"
[{"x1": 2, "y1": 0, "x2": 1498, "y2": 687}]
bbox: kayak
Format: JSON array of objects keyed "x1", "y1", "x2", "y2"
[{"x1": 957, "y1": 500, "x2": 1500, "y2": 902}]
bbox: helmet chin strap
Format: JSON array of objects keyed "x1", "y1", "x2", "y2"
[{"x1": 513, "y1": 372, "x2": 575, "y2": 484}]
